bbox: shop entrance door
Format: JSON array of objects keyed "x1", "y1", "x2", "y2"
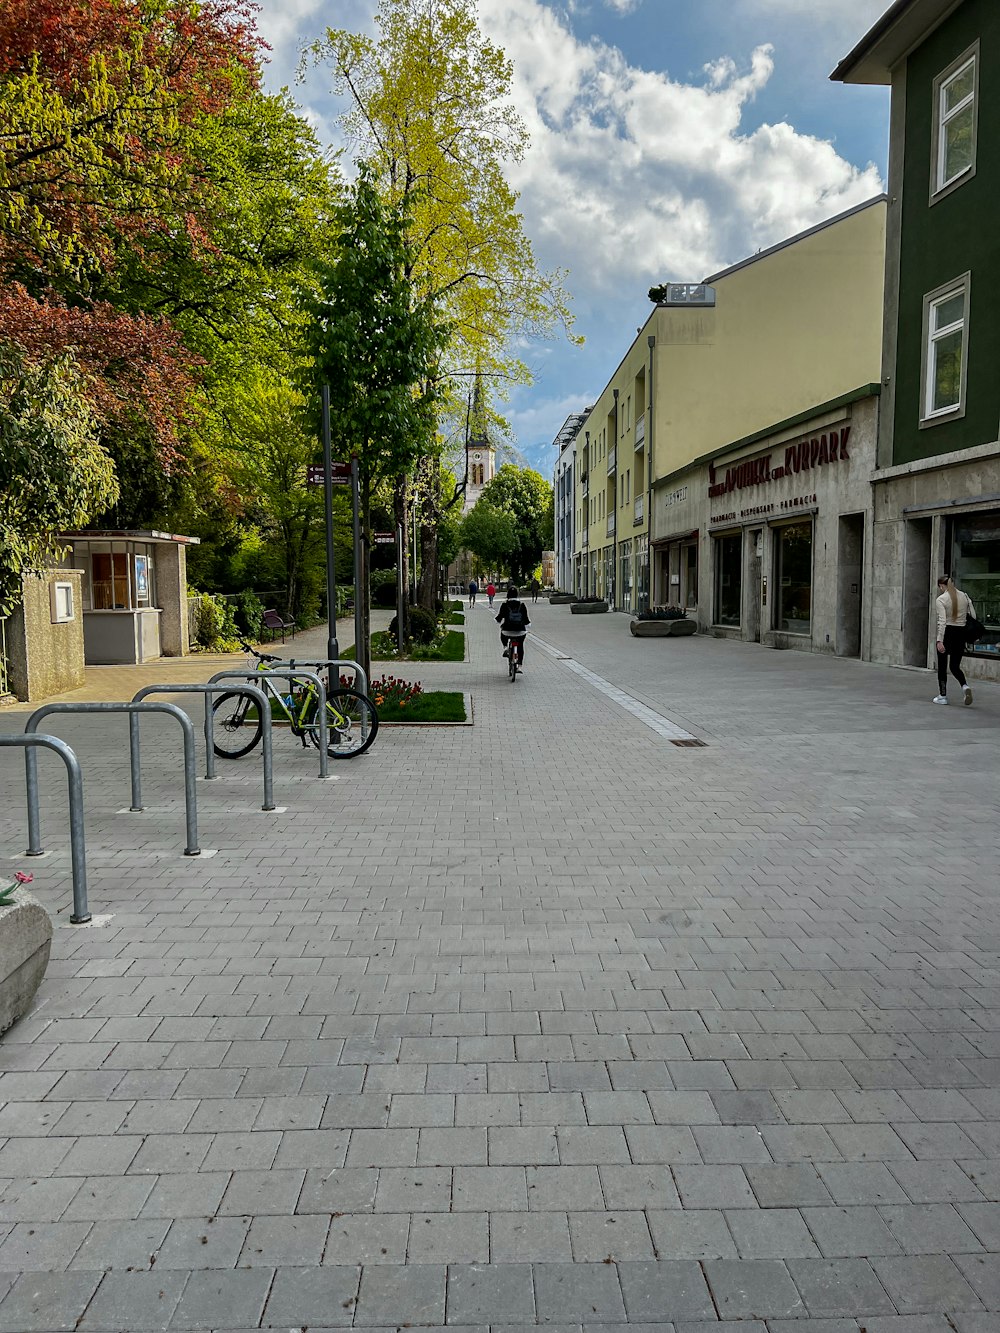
[
  {"x1": 837, "y1": 513, "x2": 864, "y2": 657},
  {"x1": 747, "y1": 529, "x2": 762, "y2": 642}
]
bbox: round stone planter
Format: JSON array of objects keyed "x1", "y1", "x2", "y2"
[
  {"x1": 0, "y1": 886, "x2": 53, "y2": 1037},
  {"x1": 570, "y1": 601, "x2": 609, "y2": 614},
  {"x1": 630, "y1": 617, "x2": 697, "y2": 637}
]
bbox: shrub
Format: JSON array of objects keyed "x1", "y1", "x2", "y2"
[
  {"x1": 373, "y1": 583, "x2": 398, "y2": 608},
  {"x1": 193, "y1": 592, "x2": 241, "y2": 651},
  {"x1": 638, "y1": 605, "x2": 687, "y2": 622},
  {"x1": 388, "y1": 606, "x2": 436, "y2": 645},
  {"x1": 234, "y1": 589, "x2": 265, "y2": 637}
]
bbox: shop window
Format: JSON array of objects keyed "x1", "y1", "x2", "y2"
[
  {"x1": 619, "y1": 539, "x2": 632, "y2": 610},
  {"x1": 684, "y1": 543, "x2": 698, "y2": 609},
  {"x1": 921, "y1": 275, "x2": 969, "y2": 422},
  {"x1": 635, "y1": 534, "x2": 649, "y2": 612},
  {"x1": 951, "y1": 513, "x2": 1000, "y2": 656},
  {"x1": 775, "y1": 521, "x2": 813, "y2": 634},
  {"x1": 932, "y1": 46, "x2": 978, "y2": 199},
  {"x1": 714, "y1": 533, "x2": 742, "y2": 626},
  {"x1": 92, "y1": 553, "x2": 129, "y2": 609}
]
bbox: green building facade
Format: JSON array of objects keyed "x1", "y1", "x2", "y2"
[{"x1": 835, "y1": 0, "x2": 1000, "y2": 675}]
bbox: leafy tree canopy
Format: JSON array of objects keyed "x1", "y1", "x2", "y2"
[
  {"x1": 305, "y1": 0, "x2": 578, "y2": 416},
  {"x1": 475, "y1": 463, "x2": 553, "y2": 582},
  {"x1": 0, "y1": 344, "x2": 118, "y2": 616}
]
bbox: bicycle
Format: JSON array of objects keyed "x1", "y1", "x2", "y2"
[
  {"x1": 212, "y1": 644, "x2": 378, "y2": 760},
  {"x1": 503, "y1": 634, "x2": 525, "y2": 683}
]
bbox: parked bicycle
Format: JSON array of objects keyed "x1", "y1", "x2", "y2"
[{"x1": 213, "y1": 644, "x2": 378, "y2": 760}]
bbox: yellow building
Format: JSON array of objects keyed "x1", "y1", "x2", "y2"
[{"x1": 573, "y1": 197, "x2": 887, "y2": 637}]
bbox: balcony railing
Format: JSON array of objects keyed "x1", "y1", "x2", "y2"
[
  {"x1": 634, "y1": 494, "x2": 645, "y2": 524},
  {"x1": 635, "y1": 414, "x2": 645, "y2": 449},
  {"x1": 607, "y1": 445, "x2": 617, "y2": 475},
  {"x1": 607, "y1": 511, "x2": 616, "y2": 538}
]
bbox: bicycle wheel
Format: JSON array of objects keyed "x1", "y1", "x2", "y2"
[
  {"x1": 509, "y1": 647, "x2": 518, "y2": 682},
  {"x1": 305, "y1": 688, "x2": 379, "y2": 758},
  {"x1": 212, "y1": 691, "x2": 263, "y2": 758}
]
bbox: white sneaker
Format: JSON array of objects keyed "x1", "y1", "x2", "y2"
[
  {"x1": 964, "y1": 685, "x2": 973, "y2": 705},
  {"x1": 932, "y1": 695, "x2": 949, "y2": 705}
]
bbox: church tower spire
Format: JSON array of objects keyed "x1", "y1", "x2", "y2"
[{"x1": 464, "y1": 375, "x2": 496, "y2": 512}]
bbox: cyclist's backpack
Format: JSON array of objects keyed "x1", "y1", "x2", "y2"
[{"x1": 505, "y1": 601, "x2": 527, "y2": 630}]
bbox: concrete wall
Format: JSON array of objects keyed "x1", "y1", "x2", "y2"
[
  {"x1": 5, "y1": 570, "x2": 85, "y2": 702},
  {"x1": 155, "y1": 542, "x2": 190, "y2": 657}
]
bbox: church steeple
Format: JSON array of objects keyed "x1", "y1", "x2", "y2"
[{"x1": 464, "y1": 374, "x2": 495, "y2": 511}]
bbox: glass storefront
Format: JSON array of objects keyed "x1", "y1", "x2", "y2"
[
  {"x1": 714, "y1": 533, "x2": 742, "y2": 626},
  {"x1": 619, "y1": 539, "x2": 632, "y2": 610},
  {"x1": 635, "y1": 535, "x2": 649, "y2": 613},
  {"x1": 775, "y1": 521, "x2": 813, "y2": 634},
  {"x1": 951, "y1": 512, "x2": 1000, "y2": 656}
]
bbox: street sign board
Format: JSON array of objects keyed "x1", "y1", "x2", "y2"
[
  {"x1": 307, "y1": 462, "x2": 351, "y2": 486},
  {"x1": 373, "y1": 532, "x2": 395, "y2": 545}
]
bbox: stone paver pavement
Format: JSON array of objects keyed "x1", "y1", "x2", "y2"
[{"x1": 0, "y1": 597, "x2": 997, "y2": 1330}]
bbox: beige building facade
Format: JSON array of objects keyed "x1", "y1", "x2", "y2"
[{"x1": 573, "y1": 197, "x2": 888, "y2": 649}]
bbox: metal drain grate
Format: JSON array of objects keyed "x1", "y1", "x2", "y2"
[{"x1": 671, "y1": 738, "x2": 707, "y2": 747}]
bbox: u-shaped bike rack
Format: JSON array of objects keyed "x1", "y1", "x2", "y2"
[
  {"x1": 132, "y1": 683, "x2": 274, "y2": 809},
  {"x1": 23, "y1": 701, "x2": 200, "y2": 857},
  {"x1": 0, "y1": 733, "x2": 90, "y2": 924}
]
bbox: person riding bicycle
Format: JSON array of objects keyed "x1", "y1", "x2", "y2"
[{"x1": 496, "y1": 585, "x2": 530, "y2": 669}]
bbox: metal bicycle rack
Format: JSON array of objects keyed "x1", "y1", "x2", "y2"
[
  {"x1": 283, "y1": 657, "x2": 372, "y2": 742},
  {"x1": 132, "y1": 683, "x2": 274, "y2": 810},
  {"x1": 23, "y1": 701, "x2": 200, "y2": 857},
  {"x1": 0, "y1": 733, "x2": 90, "y2": 924},
  {"x1": 208, "y1": 668, "x2": 332, "y2": 780}
]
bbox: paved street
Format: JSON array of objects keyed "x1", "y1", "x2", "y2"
[{"x1": 0, "y1": 599, "x2": 998, "y2": 1331}]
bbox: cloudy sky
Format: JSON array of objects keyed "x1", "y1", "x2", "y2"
[{"x1": 255, "y1": 0, "x2": 891, "y2": 475}]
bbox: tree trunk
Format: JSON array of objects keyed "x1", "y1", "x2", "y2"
[{"x1": 393, "y1": 474, "x2": 410, "y2": 639}]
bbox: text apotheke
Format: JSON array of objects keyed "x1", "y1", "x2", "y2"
[{"x1": 708, "y1": 426, "x2": 851, "y2": 498}]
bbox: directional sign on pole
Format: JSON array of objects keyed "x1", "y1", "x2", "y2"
[
  {"x1": 307, "y1": 462, "x2": 351, "y2": 486},
  {"x1": 372, "y1": 532, "x2": 395, "y2": 545}
]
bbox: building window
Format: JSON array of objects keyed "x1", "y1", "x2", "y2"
[
  {"x1": 932, "y1": 46, "x2": 978, "y2": 199},
  {"x1": 635, "y1": 534, "x2": 649, "y2": 613},
  {"x1": 683, "y1": 541, "x2": 698, "y2": 609},
  {"x1": 50, "y1": 581, "x2": 75, "y2": 623},
  {"x1": 949, "y1": 512, "x2": 1000, "y2": 657},
  {"x1": 714, "y1": 533, "x2": 742, "y2": 627},
  {"x1": 921, "y1": 275, "x2": 970, "y2": 422},
  {"x1": 619, "y1": 538, "x2": 632, "y2": 609},
  {"x1": 775, "y1": 521, "x2": 813, "y2": 634}
]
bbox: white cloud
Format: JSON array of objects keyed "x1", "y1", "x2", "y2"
[{"x1": 477, "y1": 0, "x2": 883, "y2": 291}]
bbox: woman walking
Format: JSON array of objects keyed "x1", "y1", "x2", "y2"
[{"x1": 933, "y1": 575, "x2": 975, "y2": 705}]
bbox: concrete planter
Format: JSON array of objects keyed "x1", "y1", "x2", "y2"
[
  {"x1": 549, "y1": 594, "x2": 576, "y2": 605},
  {"x1": 0, "y1": 887, "x2": 52, "y2": 1037},
  {"x1": 570, "y1": 601, "x2": 609, "y2": 615},
  {"x1": 630, "y1": 617, "x2": 697, "y2": 637}
]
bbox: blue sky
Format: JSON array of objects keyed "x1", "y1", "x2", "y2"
[{"x1": 256, "y1": 0, "x2": 892, "y2": 477}]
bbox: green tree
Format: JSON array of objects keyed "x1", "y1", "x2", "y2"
[
  {"x1": 476, "y1": 464, "x2": 553, "y2": 583},
  {"x1": 305, "y1": 0, "x2": 578, "y2": 608},
  {"x1": 0, "y1": 344, "x2": 118, "y2": 616},
  {"x1": 304, "y1": 167, "x2": 448, "y2": 672},
  {"x1": 458, "y1": 502, "x2": 516, "y2": 576}
]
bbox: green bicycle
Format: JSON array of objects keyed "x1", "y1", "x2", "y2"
[{"x1": 212, "y1": 644, "x2": 378, "y2": 760}]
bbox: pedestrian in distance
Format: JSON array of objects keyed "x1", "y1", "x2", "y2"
[
  {"x1": 486, "y1": 581, "x2": 496, "y2": 607},
  {"x1": 468, "y1": 579, "x2": 478, "y2": 608},
  {"x1": 932, "y1": 574, "x2": 975, "y2": 705},
  {"x1": 530, "y1": 577, "x2": 540, "y2": 604}
]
